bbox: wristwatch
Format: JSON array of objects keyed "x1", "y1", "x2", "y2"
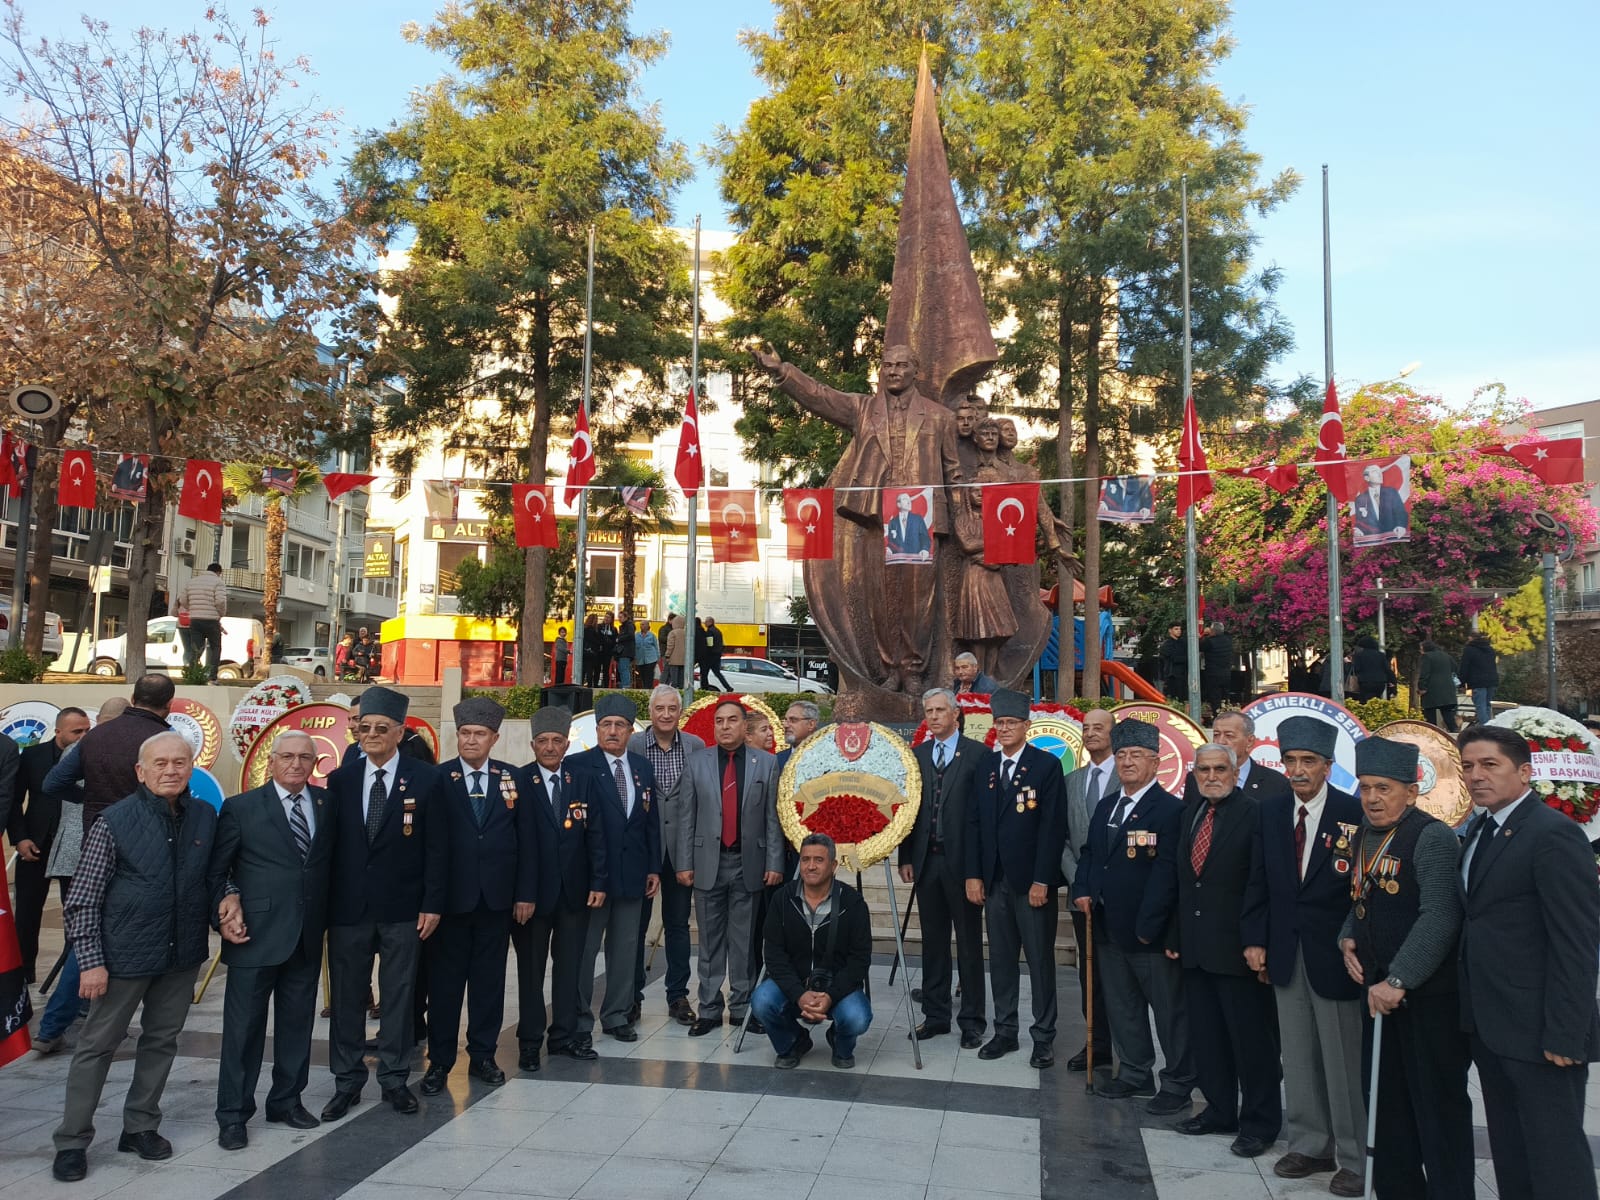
[{"x1": 1384, "y1": 974, "x2": 1405, "y2": 990}]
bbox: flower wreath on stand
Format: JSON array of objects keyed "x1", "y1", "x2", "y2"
[
  {"x1": 777, "y1": 722, "x2": 920, "y2": 874},
  {"x1": 1487, "y1": 706, "x2": 1600, "y2": 824}
]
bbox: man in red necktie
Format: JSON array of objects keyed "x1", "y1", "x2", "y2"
[
  {"x1": 1173, "y1": 744, "x2": 1282, "y2": 1156},
  {"x1": 669, "y1": 696, "x2": 783, "y2": 1037}
]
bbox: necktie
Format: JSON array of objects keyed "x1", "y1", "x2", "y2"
[
  {"x1": 933, "y1": 741, "x2": 946, "y2": 771},
  {"x1": 1190, "y1": 804, "x2": 1216, "y2": 875},
  {"x1": 1295, "y1": 804, "x2": 1309, "y2": 881},
  {"x1": 548, "y1": 772, "x2": 562, "y2": 818},
  {"x1": 1002, "y1": 759, "x2": 1015, "y2": 790},
  {"x1": 1111, "y1": 795, "x2": 1135, "y2": 829},
  {"x1": 613, "y1": 758, "x2": 630, "y2": 815},
  {"x1": 721, "y1": 753, "x2": 739, "y2": 848},
  {"x1": 1087, "y1": 766, "x2": 1103, "y2": 806},
  {"x1": 288, "y1": 793, "x2": 310, "y2": 861},
  {"x1": 468, "y1": 770, "x2": 487, "y2": 827},
  {"x1": 1468, "y1": 815, "x2": 1499, "y2": 891},
  {"x1": 366, "y1": 767, "x2": 387, "y2": 841}
]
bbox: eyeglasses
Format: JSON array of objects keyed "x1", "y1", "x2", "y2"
[{"x1": 356, "y1": 722, "x2": 398, "y2": 736}]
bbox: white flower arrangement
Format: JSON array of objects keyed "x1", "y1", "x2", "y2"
[{"x1": 1488, "y1": 705, "x2": 1600, "y2": 824}]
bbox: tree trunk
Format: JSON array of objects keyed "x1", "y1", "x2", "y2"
[
  {"x1": 24, "y1": 442, "x2": 64, "y2": 660},
  {"x1": 123, "y1": 473, "x2": 166, "y2": 681},
  {"x1": 1081, "y1": 292, "x2": 1105, "y2": 699},
  {"x1": 1053, "y1": 284, "x2": 1077, "y2": 669},
  {"x1": 621, "y1": 519, "x2": 637, "y2": 619},
  {"x1": 518, "y1": 303, "x2": 553, "y2": 686},
  {"x1": 260, "y1": 495, "x2": 284, "y2": 675}
]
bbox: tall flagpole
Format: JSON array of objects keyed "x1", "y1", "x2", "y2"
[
  {"x1": 1181, "y1": 176, "x2": 1202, "y2": 723},
  {"x1": 573, "y1": 224, "x2": 596, "y2": 689},
  {"x1": 682, "y1": 216, "x2": 701, "y2": 709},
  {"x1": 1323, "y1": 166, "x2": 1344, "y2": 703}
]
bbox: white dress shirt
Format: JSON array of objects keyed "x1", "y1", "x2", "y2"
[
  {"x1": 604, "y1": 752, "x2": 634, "y2": 816},
  {"x1": 458, "y1": 758, "x2": 491, "y2": 797},
  {"x1": 1294, "y1": 784, "x2": 1328, "y2": 880},
  {"x1": 1109, "y1": 778, "x2": 1157, "y2": 826},
  {"x1": 1083, "y1": 756, "x2": 1114, "y2": 808},
  {"x1": 362, "y1": 753, "x2": 398, "y2": 821},
  {"x1": 274, "y1": 780, "x2": 314, "y2": 838},
  {"x1": 929, "y1": 732, "x2": 959, "y2": 770},
  {"x1": 1461, "y1": 791, "x2": 1529, "y2": 884}
]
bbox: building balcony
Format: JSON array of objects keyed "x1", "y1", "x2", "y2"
[{"x1": 223, "y1": 567, "x2": 265, "y2": 593}]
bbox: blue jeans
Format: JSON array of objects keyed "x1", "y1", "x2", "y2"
[
  {"x1": 39, "y1": 945, "x2": 89, "y2": 1039},
  {"x1": 1471, "y1": 688, "x2": 1494, "y2": 725},
  {"x1": 636, "y1": 854, "x2": 693, "y2": 1004},
  {"x1": 751, "y1": 978, "x2": 872, "y2": 1059},
  {"x1": 617, "y1": 658, "x2": 633, "y2": 687}
]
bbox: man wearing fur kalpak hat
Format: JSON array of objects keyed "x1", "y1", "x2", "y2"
[
  {"x1": 1240, "y1": 715, "x2": 1366, "y2": 1195},
  {"x1": 420, "y1": 698, "x2": 537, "y2": 1096},
  {"x1": 1071, "y1": 716, "x2": 1193, "y2": 1112}
]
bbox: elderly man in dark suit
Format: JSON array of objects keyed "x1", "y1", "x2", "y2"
[
  {"x1": 673, "y1": 695, "x2": 783, "y2": 1036},
  {"x1": 1240, "y1": 716, "x2": 1366, "y2": 1194},
  {"x1": 965, "y1": 689, "x2": 1067, "y2": 1067},
  {"x1": 209, "y1": 731, "x2": 335, "y2": 1149},
  {"x1": 1457, "y1": 725, "x2": 1600, "y2": 1200},
  {"x1": 1072, "y1": 717, "x2": 1193, "y2": 1112},
  {"x1": 901, "y1": 687, "x2": 988, "y2": 1047},
  {"x1": 1173, "y1": 743, "x2": 1281, "y2": 1157},
  {"x1": 569, "y1": 694, "x2": 661, "y2": 1047},
  {"x1": 1061, "y1": 707, "x2": 1116, "y2": 1077},
  {"x1": 421, "y1": 698, "x2": 536, "y2": 1095},
  {"x1": 511, "y1": 707, "x2": 606, "y2": 1069},
  {"x1": 6, "y1": 706, "x2": 90, "y2": 982},
  {"x1": 322, "y1": 687, "x2": 446, "y2": 1120}
]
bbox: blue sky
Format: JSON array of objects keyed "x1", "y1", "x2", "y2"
[{"x1": 23, "y1": 0, "x2": 1598, "y2": 413}]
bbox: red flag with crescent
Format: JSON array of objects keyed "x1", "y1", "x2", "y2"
[
  {"x1": 1223, "y1": 463, "x2": 1301, "y2": 494},
  {"x1": 783, "y1": 488, "x2": 833, "y2": 560},
  {"x1": 711, "y1": 489, "x2": 760, "y2": 564},
  {"x1": 982, "y1": 481, "x2": 1039, "y2": 565},
  {"x1": 1176, "y1": 394, "x2": 1212, "y2": 518},
  {"x1": 564, "y1": 407, "x2": 596, "y2": 506},
  {"x1": 178, "y1": 459, "x2": 224, "y2": 524},
  {"x1": 511, "y1": 483, "x2": 559, "y2": 548},
  {"x1": 322, "y1": 472, "x2": 376, "y2": 500},
  {"x1": 1481, "y1": 438, "x2": 1585, "y2": 486},
  {"x1": 0, "y1": 853, "x2": 32, "y2": 1066},
  {"x1": 57, "y1": 449, "x2": 97, "y2": 509},
  {"x1": 674, "y1": 387, "x2": 703, "y2": 494},
  {"x1": 1314, "y1": 380, "x2": 1358, "y2": 503}
]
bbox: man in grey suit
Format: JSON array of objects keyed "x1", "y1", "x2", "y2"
[
  {"x1": 1061, "y1": 707, "x2": 1115, "y2": 1078},
  {"x1": 899, "y1": 687, "x2": 987, "y2": 1046},
  {"x1": 209, "y1": 731, "x2": 334, "y2": 1149},
  {"x1": 672, "y1": 695, "x2": 783, "y2": 1036}
]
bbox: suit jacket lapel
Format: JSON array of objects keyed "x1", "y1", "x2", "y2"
[
  {"x1": 1471, "y1": 798, "x2": 1533, "y2": 894},
  {"x1": 1301, "y1": 805, "x2": 1341, "y2": 887},
  {"x1": 261, "y1": 784, "x2": 299, "y2": 856}
]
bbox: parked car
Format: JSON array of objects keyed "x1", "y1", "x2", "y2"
[
  {"x1": 0, "y1": 594, "x2": 64, "y2": 661},
  {"x1": 284, "y1": 646, "x2": 333, "y2": 678},
  {"x1": 92, "y1": 615, "x2": 265, "y2": 680},
  {"x1": 696, "y1": 655, "x2": 834, "y2": 695}
]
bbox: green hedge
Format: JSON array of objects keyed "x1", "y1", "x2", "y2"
[{"x1": 467, "y1": 686, "x2": 835, "y2": 723}]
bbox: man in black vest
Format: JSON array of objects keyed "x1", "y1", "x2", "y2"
[
  {"x1": 322, "y1": 687, "x2": 445, "y2": 1119},
  {"x1": 901, "y1": 687, "x2": 987, "y2": 1047},
  {"x1": 421, "y1": 698, "x2": 535, "y2": 1094},
  {"x1": 966, "y1": 688, "x2": 1067, "y2": 1067},
  {"x1": 6, "y1": 706, "x2": 90, "y2": 982},
  {"x1": 1339, "y1": 736, "x2": 1473, "y2": 1199},
  {"x1": 1457, "y1": 725, "x2": 1600, "y2": 1200},
  {"x1": 209, "y1": 731, "x2": 335, "y2": 1149},
  {"x1": 50, "y1": 732, "x2": 217, "y2": 1183},
  {"x1": 1173, "y1": 744, "x2": 1281, "y2": 1157}
]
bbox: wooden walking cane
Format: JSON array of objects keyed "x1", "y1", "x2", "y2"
[
  {"x1": 1083, "y1": 904, "x2": 1096, "y2": 1093},
  {"x1": 193, "y1": 946, "x2": 223, "y2": 1004}
]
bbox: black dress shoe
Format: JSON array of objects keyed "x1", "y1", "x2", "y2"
[
  {"x1": 321, "y1": 1090, "x2": 361, "y2": 1121},
  {"x1": 518, "y1": 1045, "x2": 541, "y2": 1072},
  {"x1": 1176, "y1": 1114, "x2": 1238, "y2": 1136},
  {"x1": 265, "y1": 1104, "x2": 320, "y2": 1130},
  {"x1": 420, "y1": 1065, "x2": 449, "y2": 1095},
  {"x1": 914, "y1": 1022, "x2": 950, "y2": 1040},
  {"x1": 743, "y1": 1015, "x2": 765, "y2": 1036},
  {"x1": 1029, "y1": 1047, "x2": 1055, "y2": 1069},
  {"x1": 1147, "y1": 1092, "x2": 1191, "y2": 1116},
  {"x1": 688, "y1": 1016, "x2": 722, "y2": 1037},
  {"x1": 1066, "y1": 1048, "x2": 1090, "y2": 1071},
  {"x1": 117, "y1": 1130, "x2": 173, "y2": 1160},
  {"x1": 382, "y1": 1086, "x2": 419, "y2": 1114},
  {"x1": 52, "y1": 1150, "x2": 87, "y2": 1182},
  {"x1": 668, "y1": 998, "x2": 696, "y2": 1025},
  {"x1": 552, "y1": 1040, "x2": 599, "y2": 1061},
  {"x1": 218, "y1": 1124, "x2": 248, "y2": 1151},
  {"x1": 1230, "y1": 1134, "x2": 1269, "y2": 1158},
  {"x1": 468, "y1": 1058, "x2": 506, "y2": 1085},
  {"x1": 605, "y1": 1024, "x2": 639, "y2": 1043},
  {"x1": 977, "y1": 1036, "x2": 1019, "y2": 1060},
  {"x1": 959, "y1": 1030, "x2": 984, "y2": 1049},
  {"x1": 1096, "y1": 1079, "x2": 1156, "y2": 1100}
]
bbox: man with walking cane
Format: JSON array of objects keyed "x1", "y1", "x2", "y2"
[
  {"x1": 1338, "y1": 736, "x2": 1473, "y2": 1199},
  {"x1": 1061, "y1": 708, "x2": 1115, "y2": 1080}
]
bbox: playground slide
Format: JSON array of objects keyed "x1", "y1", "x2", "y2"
[{"x1": 1102, "y1": 660, "x2": 1168, "y2": 703}]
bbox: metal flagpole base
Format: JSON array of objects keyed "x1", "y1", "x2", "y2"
[
  {"x1": 1364, "y1": 1012, "x2": 1383, "y2": 1200},
  {"x1": 881, "y1": 861, "x2": 921, "y2": 1070}
]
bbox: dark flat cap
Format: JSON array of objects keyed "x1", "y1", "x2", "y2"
[
  {"x1": 1111, "y1": 718, "x2": 1159, "y2": 753},
  {"x1": 357, "y1": 686, "x2": 409, "y2": 724},
  {"x1": 990, "y1": 689, "x2": 1031, "y2": 721},
  {"x1": 453, "y1": 696, "x2": 505, "y2": 732},
  {"x1": 1355, "y1": 736, "x2": 1419, "y2": 784},
  {"x1": 1279, "y1": 716, "x2": 1337, "y2": 760},
  {"x1": 530, "y1": 706, "x2": 572, "y2": 738},
  {"x1": 595, "y1": 693, "x2": 639, "y2": 723}
]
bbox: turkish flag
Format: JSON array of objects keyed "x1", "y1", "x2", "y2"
[
  {"x1": 674, "y1": 387, "x2": 703, "y2": 495},
  {"x1": 57, "y1": 449, "x2": 96, "y2": 509},
  {"x1": 1223, "y1": 463, "x2": 1300, "y2": 494},
  {"x1": 711, "y1": 489, "x2": 760, "y2": 563},
  {"x1": 982, "y1": 481, "x2": 1039, "y2": 565},
  {"x1": 323, "y1": 472, "x2": 377, "y2": 500},
  {"x1": 1314, "y1": 380, "x2": 1358, "y2": 503},
  {"x1": 0, "y1": 853, "x2": 32, "y2": 1066},
  {"x1": 783, "y1": 488, "x2": 833, "y2": 560},
  {"x1": 178, "y1": 459, "x2": 224, "y2": 524},
  {"x1": 1176, "y1": 394, "x2": 1212, "y2": 518},
  {"x1": 564, "y1": 406, "x2": 596, "y2": 506},
  {"x1": 1481, "y1": 438, "x2": 1585, "y2": 486},
  {"x1": 511, "y1": 483, "x2": 559, "y2": 548}
]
